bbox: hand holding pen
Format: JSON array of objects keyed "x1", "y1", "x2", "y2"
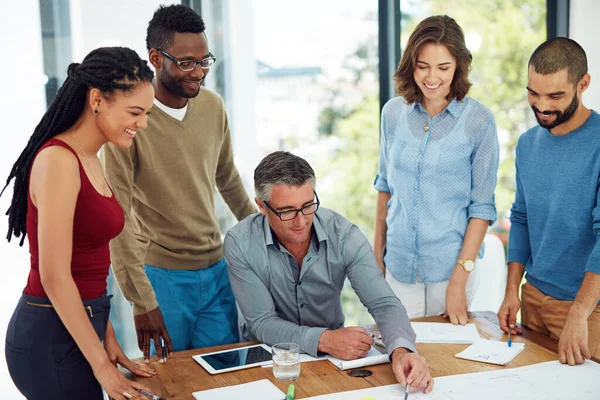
[
  {"x1": 497, "y1": 291, "x2": 523, "y2": 338},
  {"x1": 391, "y1": 349, "x2": 434, "y2": 395}
]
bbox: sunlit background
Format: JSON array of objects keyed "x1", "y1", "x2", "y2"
[{"x1": 1, "y1": 1, "x2": 598, "y2": 397}]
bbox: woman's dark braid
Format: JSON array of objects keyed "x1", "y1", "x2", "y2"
[{"x1": 1, "y1": 47, "x2": 153, "y2": 245}]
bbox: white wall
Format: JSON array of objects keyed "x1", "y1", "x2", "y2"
[
  {"x1": 70, "y1": 0, "x2": 177, "y2": 62},
  {"x1": 570, "y1": 0, "x2": 600, "y2": 111},
  {"x1": 0, "y1": 1, "x2": 45, "y2": 398},
  {"x1": 224, "y1": 0, "x2": 258, "y2": 191}
]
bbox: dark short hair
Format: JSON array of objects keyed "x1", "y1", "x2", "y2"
[
  {"x1": 254, "y1": 151, "x2": 316, "y2": 202},
  {"x1": 146, "y1": 4, "x2": 205, "y2": 51},
  {"x1": 529, "y1": 37, "x2": 588, "y2": 84},
  {"x1": 394, "y1": 15, "x2": 472, "y2": 104}
]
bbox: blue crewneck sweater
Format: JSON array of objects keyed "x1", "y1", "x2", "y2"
[{"x1": 508, "y1": 111, "x2": 600, "y2": 300}]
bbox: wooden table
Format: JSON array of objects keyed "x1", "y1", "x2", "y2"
[{"x1": 133, "y1": 311, "x2": 597, "y2": 399}]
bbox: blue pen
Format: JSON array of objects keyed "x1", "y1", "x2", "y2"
[
  {"x1": 508, "y1": 330, "x2": 512, "y2": 347},
  {"x1": 404, "y1": 383, "x2": 410, "y2": 400}
]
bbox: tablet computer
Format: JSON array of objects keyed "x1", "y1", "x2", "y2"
[{"x1": 192, "y1": 343, "x2": 273, "y2": 374}]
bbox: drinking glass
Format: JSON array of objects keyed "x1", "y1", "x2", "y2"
[{"x1": 271, "y1": 342, "x2": 300, "y2": 380}]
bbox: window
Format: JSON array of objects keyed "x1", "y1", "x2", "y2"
[{"x1": 0, "y1": 1, "x2": 549, "y2": 396}]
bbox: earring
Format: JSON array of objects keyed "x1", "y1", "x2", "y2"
[{"x1": 93, "y1": 109, "x2": 99, "y2": 114}]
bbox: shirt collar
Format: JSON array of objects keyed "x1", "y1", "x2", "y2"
[
  {"x1": 264, "y1": 215, "x2": 278, "y2": 249},
  {"x1": 410, "y1": 97, "x2": 464, "y2": 118}
]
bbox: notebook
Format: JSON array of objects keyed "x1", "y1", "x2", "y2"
[
  {"x1": 192, "y1": 379, "x2": 285, "y2": 400},
  {"x1": 326, "y1": 346, "x2": 389, "y2": 370},
  {"x1": 455, "y1": 338, "x2": 525, "y2": 365}
]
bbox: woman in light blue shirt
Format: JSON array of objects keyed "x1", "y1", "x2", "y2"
[{"x1": 374, "y1": 15, "x2": 499, "y2": 323}]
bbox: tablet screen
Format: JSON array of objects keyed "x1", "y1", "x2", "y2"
[{"x1": 200, "y1": 345, "x2": 272, "y2": 371}]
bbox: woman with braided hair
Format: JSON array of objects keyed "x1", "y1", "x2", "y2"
[{"x1": 2, "y1": 47, "x2": 159, "y2": 399}]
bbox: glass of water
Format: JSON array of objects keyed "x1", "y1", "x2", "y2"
[{"x1": 272, "y1": 342, "x2": 300, "y2": 380}]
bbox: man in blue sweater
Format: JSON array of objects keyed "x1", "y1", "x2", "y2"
[{"x1": 498, "y1": 38, "x2": 600, "y2": 365}]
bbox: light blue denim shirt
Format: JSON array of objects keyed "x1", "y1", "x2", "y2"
[
  {"x1": 375, "y1": 96, "x2": 499, "y2": 284},
  {"x1": 224, "y1": 208, "x2": 416, "y2": 358}
]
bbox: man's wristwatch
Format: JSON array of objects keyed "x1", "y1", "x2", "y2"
[{"x1": 456, "y1": 259, "x2": 475, "y2": 272}]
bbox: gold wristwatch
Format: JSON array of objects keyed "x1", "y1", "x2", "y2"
[{"x1": 457, "y1": 259, "x2": 475, "y2": 272}]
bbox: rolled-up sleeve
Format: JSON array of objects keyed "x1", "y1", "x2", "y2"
[
  {"x1": 468, "y1": 116, "x2": 499, "y2": 224},
  {"x1": 374, "y1": 103, "x2": 391, "y2": 192},
  {"x1": 224, "y1": 232, "x2": 326, "y2": 356},
  {"x1": 343, "y1": 225, "x2": 416, "y2": 356}
]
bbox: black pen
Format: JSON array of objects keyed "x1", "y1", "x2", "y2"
[
  {"x1": 161, "y1": 337, "x2": 168, "y2": 363},
  {"x1": 137, "y1": 388, "x2": 162, "y2": 400}
]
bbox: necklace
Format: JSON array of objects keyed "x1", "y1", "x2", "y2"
[{"x1": 71, "y1": 132, "x2": 111, "y2": 197}]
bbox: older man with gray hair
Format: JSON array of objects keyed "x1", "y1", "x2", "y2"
[{"x1": 224, "y1": 151, "x2": 434, "y2": 394}]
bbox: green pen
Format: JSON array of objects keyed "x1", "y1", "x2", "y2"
[{"x1": 286, "y1": 383, "x2": 295, "y2": 400}]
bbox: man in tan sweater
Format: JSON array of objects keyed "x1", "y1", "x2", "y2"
[{"x1": 101, "y1": 4, "x2": 255, "y2": 362}]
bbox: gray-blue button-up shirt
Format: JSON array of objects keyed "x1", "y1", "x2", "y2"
[{"x1": 223, "y1": 208, "x2": 416, "y2": 358}]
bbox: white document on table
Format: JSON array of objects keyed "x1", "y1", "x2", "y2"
[
  {"x1": 411, "y1": 322, "x2": 481, "y2": 343},
  {"x1": 326, "y1": 346, "x2": 389, "y2": 370},
  {"x1": 306, "y1": 360, "x2": 600, "y2": 400},
  {"x1": 455, "y1": 338, "x2": 525, "y2": 365},
  {"x1": 192, "y1": 379, "x2": 285, "y2": 400}
]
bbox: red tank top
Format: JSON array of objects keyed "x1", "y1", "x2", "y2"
[{"x1": 24, "y1": 138, "x2": 125, "y2": 299}]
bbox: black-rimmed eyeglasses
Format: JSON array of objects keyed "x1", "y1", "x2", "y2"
[
  {"x1": 263, "y1": 192, "x2": 320, "y2": 221},
  {"x1": 159, "y1": 49, "x2": 216, "y2": 71}
]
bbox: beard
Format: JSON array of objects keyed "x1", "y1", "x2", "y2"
[
  {"x1": 531, "y1": 93, "x2": 579, "y2": 130},
  {"x1": 159, "y1": 68, "x2": 203, "y2": 99}
]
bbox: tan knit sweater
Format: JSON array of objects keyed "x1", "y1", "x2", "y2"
[{"x1": 101, "y1": 88, "x2": 256, "y2": 315}]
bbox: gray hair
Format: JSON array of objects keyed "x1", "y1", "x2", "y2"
[{"x1": 254, "y1": 151, "x2": 316, "y2": 202}]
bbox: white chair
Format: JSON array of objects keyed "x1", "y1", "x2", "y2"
[{"x1": 469, "y1": 234, "x2": 507, "y2": 313}]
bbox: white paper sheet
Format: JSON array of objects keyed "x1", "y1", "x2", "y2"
[
  {"x1": 192, "y1": 379, "x2": 285, "y2": 400},
  {"x1": 326, "y1": 346, "x2": 389, "y2": 370},
  {"x1": 455, "y1": 338, "x2": 525, "y2": 365},
  {"x1": 306, "y1": 360, "x2": 600, "y2": 400},
  {"x1": 411, "y1": 322, "x2": 481, "y2": 343}
]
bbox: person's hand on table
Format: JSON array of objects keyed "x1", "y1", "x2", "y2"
[
  {"x1": 391, "y1": 348, "x2": 434, "y2": 394},
  {"x1": 318, "y1": 326, "x2": 374, "y2": 360},
  {"x1": 105, "y1": 322, "x2": 156, "y2": 379},
  {"x1": 93, "y1": 358, "x2": 155, "y2": 400},
  {"x1": 558, "y1": 308, "x2": 591, "y2": 365},
  {"x1": 497, "y1": 290, "x2": 523, "y2": 336},
  {"x1": 444, "y1": 281, "x2": 468, "y2": 325},
  {"x1": 134, "y1": 306, "x2": 174, "y2": 363}
]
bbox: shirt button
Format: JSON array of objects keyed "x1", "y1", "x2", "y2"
[
  {"x1": 300, "y1": 304, "x2": 304, "y2": 308},
  {"x1": 298, "y1": 281, "x2": 302, "y2": 286}
]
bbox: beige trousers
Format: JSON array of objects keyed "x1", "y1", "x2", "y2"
[{"x1": 521, "y1": 282, "x2": 600, "y2": 359}]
